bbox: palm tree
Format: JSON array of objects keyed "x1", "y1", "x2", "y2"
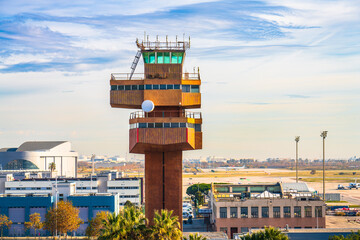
[
  {"x1": 240, "y1": 227, "x2": 288, "y2": 240},
  {"x1": 99, "y1": 206, "x2": 148, "y2": 240},
  {"x1": 49, "y1": 162, "x2": 56, "y2": 178},
  {"x1": 184, "y1": 233, "x2": 207, "y2": 240},
  {"x1": 151, "y1": 209, "x2": 182, "y2": 240}
]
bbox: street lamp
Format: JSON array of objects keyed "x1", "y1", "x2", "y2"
[
  {"x1": 295, "y1": 136, "x2": 300, "y2": 183},
  {"x1": 320, "y1": 131, "x2": 328, "y2": 201}
]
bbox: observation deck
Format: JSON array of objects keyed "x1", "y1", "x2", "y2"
[{"x1": 128, "y1": 110, "x2": 202, "y2": 154}]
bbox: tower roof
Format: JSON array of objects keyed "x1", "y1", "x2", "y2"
[{"x1": 17, "y1": 141, "x2": 68, "y2": 152}]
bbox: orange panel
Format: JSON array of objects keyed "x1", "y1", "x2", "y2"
[
  {"x1": 144, "y1": 90, "x2": 182, "y2": 106},
  {"x1": 181, "y1": 92, "x2": 201, "y2": 107},
  {"x1": 110, "y1": 90, "x2": 143, "y2": 108}
]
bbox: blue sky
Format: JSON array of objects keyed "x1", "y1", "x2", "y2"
[{"x1": 0, "y1": 0, "x2": 359, "y2": 160}]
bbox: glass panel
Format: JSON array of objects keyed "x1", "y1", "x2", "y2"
[
  {"x1": 174, "y1": 84, "x2": 180, "y2": 89},
  {"x1": 178, "y1": 52, "x2": 183, "y2": 64},
  {"x1": 4, "y1": 159, "x2": 39, "y2": 170},
  {"x1": 294, "y1": 206, "x2": 301, "y2": 218},
  {"x1": 164, "y1": 52, "x2": 170, "y2": 63},
  {"x1": 241, "y1": 207, "x2": 248, "y2": 218},
  {"x1": 315, "y1": 206, "x2": 322, "y2": 217},
  {"x1": 139, "y1": 123, "x2": 147, "y2": 128},
  {"x1": 216, "y1": 186, "x2": 229, "y2": 193},
  {"x1": 180, "y1": 123, "x2": 186, "y2": 128},
  {"x1": 152, "y1": 84, "x2": 159, "y2": 90},
  {"x1": 160, "y1": 84, "x2": 166, "y2": 90},
  {"x1": 149, "y1": 52, "x2": 155, "y2": 63},
  {"x1": 195, "y1": 124, "x2": 201, "y2": 132},
  {"x1": 118, "y1": 85, "x2": 124, "y2": 90},
  {"x1": 145, "y1": 85, "x2": 152, "y2": 90},
  {"x1": 232, "y1": 186, "x2": 247, "y2": 193},
  {"x1": 148, "y1": 123, "x2": 155, "y2": 128},
  {"x1": 155, "y1": 123, "x2": 163, "y2": 128},
  {"x1": 250, "y1": 186, "x2": 266, "y2": 192},
  {"x1": 167, "y1": 84, "x2": 173, "y2": 89},
  {"x1": 125, "y1": 85, "x2": 131, "y2": 90},
  {"x1": 157, "y1": 52, "x2": 164, "y2": 64},
  {"x1": 143, "y1": 52, "x2": 149, "y2": 64},
  {"x1": 171, "y1": 52, "x2": 178, "y2": 64},
  {"x1": 182, "y1": 85, "x2": 190, "y2": 92},
  {"x1": 273, "y1": 207, "x2": 280, "y2": 218},
  {"x1": 171, "y1": 123, "x2": 179, "y2": 128},
  {"x1": 305, "y1": 206, "x2": 312, "y2": 217},
  {"x1": 220, "y1": 207, "x2": 227, "y2": 218},
  {"x1": 284, "y1": 206, "x2": 291, "y2": 218},
  {"x1": 191, "y1": 85, "x2": 199, "y2": 93},
  {"x1": 262, "y1": 207, "x2": 269, "y2": 218},
  {"x1": 111, "y1": 85, "x2": 117, "y2": 90},
  {"x1": 131, "y1": 85, "x2": 138, "y2": 90},
  {"x1": 139, "y1": 85, "x2": 144, "y2": 90},
  {"x1": 230, "y1": 207, "x2": 237, "y2": 218},
  {"x1": 164, "y1": 123, "x2": 170, "y2": 128},
  {"x1": 251, "y1": 207, "x2": 258, "y2": 218}
]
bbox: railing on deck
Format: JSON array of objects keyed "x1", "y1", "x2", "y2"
[
  {"x1": 111, "y1": 72, "x2": 200, "y2": 81},
  {"x1": 136, "y1": 40, "x2": 190, "y2": 50},
  {"x1": 130, "y1": 111, "x2": 202, "y2": 120}
]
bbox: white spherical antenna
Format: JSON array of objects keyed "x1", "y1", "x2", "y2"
[{"x1": 141, "y1": 100, "x2": 155, "y2": 112}]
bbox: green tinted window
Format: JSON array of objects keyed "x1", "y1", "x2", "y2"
[
  {"x1": 164, "y1": 52, "x2": 170, "y2": 63},
  {"x1": 232, "y1": 186, "x2": 247, "y2": 193},
  {"x1": 157, "y1": 52, "x2": 164, "y2": 64},
  {"x1": 191, "y1": 85, "x2": 199, "y2": 93},
  {"x1": 149, "y1": 53, "x2": 155, "y2": 63},
  {"x1": 216, "y1": 186, "x2": 230, "y2": 193},
  {"x1": 178, "y1": 52, "x2": 183, "y2": 63},
  {"x1": 143, "y1": 52, "x2": 149, "y2": 63},
  {"x1": 171, "y1": 52, "x2": 178, "y2": 64}
]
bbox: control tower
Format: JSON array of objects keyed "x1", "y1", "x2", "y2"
[{"x1": 110, "y1": 37, "x2": 202, "y2": 224}]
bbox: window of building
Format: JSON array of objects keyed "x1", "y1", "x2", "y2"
[
  {"x1": 220, "y1": 227, "x2": 227, "y2": 234},
  {"x1": 148, "y1": 123, "x2": 155, "y2": 128},
  {"x1": 241, "y1": 207, "x2": 248, "y2": 218},
  {"x1": 230, "y1": 207, "x2": 237, "y2": 218},
  {"x1": 164, "y1": 52, "x2": 170, "y2": 64},
  {"x1": 153, "y1": 84, "x2": 159, "y2": 90},
  {"x1": 241, "y1": 227, "x2": 249, "y2": 233},
  {"x1": 174, "y1": 84, "x2": 180, "y2": 89},
  {"x1": 139, "y1": 85, "x2": 144, "y2": 90},
  {"x1": 284, "y1": 207, "x2": 291, "y2": 218},
  {"x1": 145, "y1": 84, "x2": 152, "y2": 90},
  {"x1": 232, "y1": 186, "x2": 247, "y2": 193},
  {"x1": 160, "y1": 84, "x2": 166, "y2": 90},
  {"x1": 220, "y1": 207, "x2": 227, "y2": 218},
  {"x1": 157, "y1": 52, "x2": 164, "y2": 64},
  {"x1": 251, "y1": 207, "x2": 258, "y2": 218},
  {"x1": 125, "y1": 85, "x2": 131, "y2": 90},
  {"x1": 118, "y1": 85, "x2": 124, "y2": 90},
  {"x1": 180, "y1": 123, "x2": 186, "y2": 128},
  {"x1": 315, "y1": 206, "x2": 322, "y2": 217},
  {"x1": 111, "y1": 85, "x2": 117, "y2": 90},
  {"x1": 167, "y1": 84, "x2": 173, "y2": 89},
  {"x1": 195, "y1": 124, "x2": 202, "y2": 132},
  {"x1": 294, "y1": 206, "x2": 301, "y2": 218},
  {"x1": 139, "y1": 123, "x2": 147, "y2": 128},
  {"x1": 143, "y1": 52, "x2": 149, "y2": 63},
  {"x1": 182, "y1": 85, "x2": 190, "y2": 93},
  {"x1": 305, "y1": 206, "x2": 312, "y2": 217},
  {"x1": 155, "y1": 123, "x2": 163, "y2": 128},
  {"x1": 191, "y1": 85, "x2": 200, "y2": 93},
  {"x1": 273, "y1": 207, "x2": 280, "y2": 218},
  {"x1": 164, "y1": 123, "x2": 170, "y2": 128},
  {"x1": 131, "y1": 85, "x2": 138, "y2": 90},
  {"x1": 149, "y1": 53, "x2": 155, "y2": 63},
  {"x1": 262, "y1": 207, "x2": 269, "y2": 218},
  {"x1": 216, "y1": 186, "x2": 229, "y2": 193}
]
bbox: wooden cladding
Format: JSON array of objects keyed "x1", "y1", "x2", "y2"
[
  {"x1": 145, "y1": 64, "x2": 182, "y2": 80},
  {"x1": 138, "y1": 128, "x2": 186, "y2": 145},
  {"x1": 182, "y1": 93, "x2": 201, "y2": 107},
  {"x1": 110, "y1": 90, "x2": 143, "y2": 107},
  {"x1": 195, "y1": 132, "x2": 202, "y2": 149},
  {"x1": 144, "y1": 90, "x2": 182, "y2": 106}
]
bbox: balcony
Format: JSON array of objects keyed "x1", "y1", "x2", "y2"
[
  {"x1": 111, "y1": 72, "x2": 200, "y2": 81},
  {"x1": 136, "y1": 40, "x2": 190, "y2": 51},
  {"x1": 129, "y1": 110, "x2": 202, "y2": 120}
]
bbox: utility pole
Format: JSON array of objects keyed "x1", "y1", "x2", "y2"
[
  {"x1": 295, "y1": 136, "x2": 300, "y2": 183},
  {"x1": 320, "y1": 131, "x2": 328, "y2": 200}
]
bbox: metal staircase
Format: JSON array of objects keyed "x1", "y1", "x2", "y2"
[{"x1": 129, "y1": 50, "x2": 142, "y2": 80}]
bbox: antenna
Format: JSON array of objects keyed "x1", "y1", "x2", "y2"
[{"x1": 144, "y1": 31, "x2": 146, "y2": 42}]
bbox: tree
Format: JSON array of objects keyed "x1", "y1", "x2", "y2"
[
  {"x1": 99, "y1": 206, "x2": 148, "y2": 240},
  {"x1": 184, "y1": 233, "x2": 207, "y2": 240},
  {"x1": 85, "y1": 211, "x2": 108, "y2": 239},
  {"x1": 329, "y1": 230, "x2": 360, "y2": 240},
  {"x1": 0, "y1": 214, "x2": 12, "y2": 239},
  {"x1": 44, "y1": 201, "x2": 83, "y2": 237},
  {"x1": 25, "y1": 213, "x2": 43, "y2": 237},
  {"x1": 310, "y1": 170, "x2": 316, "y2": 175},
  {"x1": 151, "y1": 209, "x2": 182, "y2": 240},
  {"x1": 240, "y1": 227, "x2": 288, "y2": 240},
  {"x1": 49, "y1": 162, "x2": 56, "y2": 178},
  {"x1": 124, "y1": 200, "x2": 134, "y2": 208},
  {"x1": 186, "y1": 183, "x2": 210, "y2": 207}
]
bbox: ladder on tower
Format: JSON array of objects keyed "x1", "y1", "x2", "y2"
[{"x1": 129, "y1": 50, "x2": 142, "y2": 80}]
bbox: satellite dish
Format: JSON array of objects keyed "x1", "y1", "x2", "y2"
[{"x1": 142, "y1": 100, "x2": 155, "y2": 112}]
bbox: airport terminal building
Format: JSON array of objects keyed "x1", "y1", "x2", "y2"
[{"x1": 0, "y1": 141, "x2": 78, "y2": 177}]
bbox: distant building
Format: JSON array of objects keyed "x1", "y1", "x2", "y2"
[
  {"x1": 0, "y1": 192, "x2": 119, "y2": 237},
  {"x1": 0, "y1": 141, "x2": 78, "y2": 177},
  {"x1": 210, "y1": 182, "x2": 326, "y2": 239}
]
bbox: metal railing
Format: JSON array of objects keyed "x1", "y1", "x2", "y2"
[
  {"x1": 111, "y1": 72, "x2": 200, "y2": 81},
  {"x1": 136, "y1": 40, "x2": 190, "y2": 50},
  {"x1": 130, "y1": 110, "x2": 202, "y2": 120}
]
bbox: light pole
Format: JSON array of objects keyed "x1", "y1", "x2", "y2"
[
  {"x1": 320, "y1": 131, "x2": 328, "y2": 200},
  {"x1": 295, "y1": 136, "x2": 300, "y2": 183}
]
